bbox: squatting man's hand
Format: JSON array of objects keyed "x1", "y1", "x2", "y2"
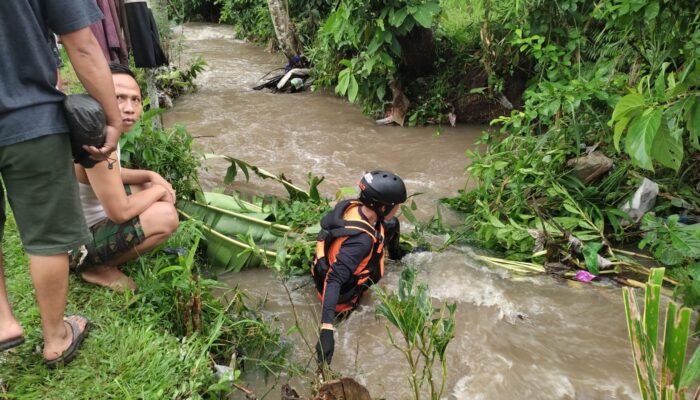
[
  {"x1": 149, "y1": 172, "x2": 176, "y2": 203},
  {"x1": 83, "y1": 124, "x2": 121, "y2": 160}
]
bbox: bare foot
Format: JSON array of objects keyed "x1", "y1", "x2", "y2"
[
  {"x1": 0, "y1": 319, "x2": 24, "y2": 343},
  {"x1": 43, "y1": 315, "x2": 88, "y2": 361},
  {"x1": 80, "y1": 265, "x2": 137, "y2": 293}
]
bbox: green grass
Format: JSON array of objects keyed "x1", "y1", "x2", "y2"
[
  {"x1": 439, "y1": 0, "x2": 484, "y2": 44},
  {"x1": 1, "y1": 210, "x2": 296, "y2": 399},
  {"x1": 0, "y1": 215, "x2": 215, "y2": 399}
]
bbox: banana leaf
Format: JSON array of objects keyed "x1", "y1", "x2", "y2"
[
  {"x1": 177, "y1": 199, "x2": 290, "y2": 251},
  {"x1": 204, "y1": 154, "x2": 312, "y2": 201},
  {"x1": 202, "y1": 192, "x2": 272, "y2": 220},
  {"x1": 180, "y1": 208, "x2": 276, "y2": 271}
]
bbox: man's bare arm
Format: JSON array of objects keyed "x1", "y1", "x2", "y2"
[
  {"x1": 121, "y1": 167, "x2": 176, "y2": 204},
  {"x1": 76, "y1": 158, "x2": 169, "y2": 223}
]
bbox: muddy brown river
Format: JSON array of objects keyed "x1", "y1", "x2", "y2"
[{"x1": 164, "y1": 23, "x2": 639, "y2": 399}]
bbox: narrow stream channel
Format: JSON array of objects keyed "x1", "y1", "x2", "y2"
[{"x1": 164, "y1": 23, "x2": 638, "y2": 399}]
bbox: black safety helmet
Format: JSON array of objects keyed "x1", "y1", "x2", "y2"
[{"x1": 358, "y1": 170, "x2": 407, "y2": 219}]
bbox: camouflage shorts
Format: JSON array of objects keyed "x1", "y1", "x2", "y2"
[{"x1": 70, "y1": 215, "x2": 146, "y2": 272}]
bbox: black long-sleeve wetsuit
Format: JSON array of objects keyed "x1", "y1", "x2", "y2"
[{"x1": 320, "y1": 233, "x2": 374, "y2": 324}]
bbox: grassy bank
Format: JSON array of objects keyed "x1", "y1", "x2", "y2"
[
  {"x1": 0, "y1": 211, "x2": 292, "y2": 398},
  {"x1": 0, "y1": 216, "x2": 206, "y2": 398}
]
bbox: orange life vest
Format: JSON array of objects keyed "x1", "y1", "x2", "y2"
[{"x1": 311, "y1": 200, "x2": 385, "y2": 312}]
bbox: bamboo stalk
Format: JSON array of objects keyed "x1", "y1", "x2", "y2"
[
  {"x1": 622, "y1": 262, "x2": 679, "y2": 286},
  {"x1": 477, "y1": 255, "x2": 545, "y2": 273},
  {"x1": 612, "y1": 248, "x2": 655, "y2": 260}
]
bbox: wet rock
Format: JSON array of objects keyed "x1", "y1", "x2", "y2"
[
  {"x1": 281, "y1": 384, "x2": 300, "y2": 400},
  {"x1": 282, "y1": 378, "x2": 371, "y2": 400},
  {"x1": 315, "y1": 378, "x2": 371, "y2": 400},
  {"x1": 566, "y1": 151, "x2": 613, "y2": 184}
]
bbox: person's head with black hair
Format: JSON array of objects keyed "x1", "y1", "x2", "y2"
[
  {"x1": 108, "y1": 63, "x2": 136, "y2": 79},
  {"x1": 108, "y1": 63, "x2": 141, "y2": 132}
]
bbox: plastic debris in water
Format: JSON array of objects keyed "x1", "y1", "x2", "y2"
[
  {"x1": 290, "y1": 77, "x2": 304, "y2": 90},
  {"x1": 574, "y1": 270, "x2": 597, "y2": 282},
  {"x1": 448, "y1": 112, "x2": 457, "y2": 127}
]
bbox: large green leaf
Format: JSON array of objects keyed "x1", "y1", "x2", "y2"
[
  {"x1": 202, "y1": 192, "x2": 271, "y2": 220},
  {"x1": 644, "y1": 1, "x2": 660, "y2": 21},
  {"x1": 389, "y1": 7, "x2": 409, "y2": 27},
  {"x1": 411, "y1": 2, "x2": 440, "y2": 28},
  {"x1": 613, "y1": 116, "x2": 631, "y2": 152},
  {"x1": 686, "y1": 96, "x2": 700, "y2": 150},
  {"x1": 625, "y1": 107, "x2": 662, "y2": 170},
  {"x1": 348, "y1": 74, "x2": 359, "y2": 103},
  {"x1": 650, "y1": 124, "x2": 684, "y2": 171},
  {"x1": 178, "y1": 199, "x2": 290, "y2": 249},
  {"x1": 671, "y1": 223, "x2": 700, "y2": 258},
  {"x1": 582, "y1": 242, "x2": 603, "y2": 275},
  {"x1": 336, "y1": 68, "x2": 350, "y2": 96},
  {"x1": 178, "y1": 208, "x2": 279, "y2": 271},
  {"x1": 610, "y1": 93, "x2": 645, "y2": 123}
]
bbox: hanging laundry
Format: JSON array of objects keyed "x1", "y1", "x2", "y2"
[
  {"x1": 124, "y1": 0, "x2": 168, "y2": 68},
  {"x1": 108, "y1": 0, "x2": 129, "y2": 64},
  {"x1": 89, "y1": 0, "x2": 127, "y2": 64}
]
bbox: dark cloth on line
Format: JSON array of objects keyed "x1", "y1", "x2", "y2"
[
  {"x1": 0, "y1": 0, "x2": 102, "y2": 147},
  {"x1": 125, "y1": 2, "x2": 167, "y2": 68},
  {"x1": 90, "y1": 0, "x2": 127, "y2": 64},
  {"x1": 107, "y1": 0, "x2": 129, "y2": 65}
]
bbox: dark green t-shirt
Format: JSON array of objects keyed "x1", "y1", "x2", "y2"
[{"x1": 0, "y1": 0, "x2": 103, "y2": 147}]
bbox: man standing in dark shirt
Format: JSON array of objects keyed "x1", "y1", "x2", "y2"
[
  {"x1": 0, "y1": 0, "x2": 122, "y2": 367},
  {"x1": 311, "y1": 171, "x2": 407, "y2": 366}
]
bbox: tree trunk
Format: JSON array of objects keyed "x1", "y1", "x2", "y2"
[{"x1": 267, "y1": 0, "x2": 302, "y2": 60}]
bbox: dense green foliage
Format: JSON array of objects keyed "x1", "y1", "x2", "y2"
[
  {"x1": 120, "y1": 109, "x2": 203, "y2": 199},
  {"x1": 442, "y1": 0, "x2": 700, "y2": 304},
  {"x1": 311, "y1": 0, "x2": 441, "y2": 107}
]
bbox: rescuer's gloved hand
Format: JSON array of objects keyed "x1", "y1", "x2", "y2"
[
  {"x1": 384, "y1": 217, "x2": 406, "y2": 260},
  {"x1": 316, "y1": 328, "x2": 335, "y2": 365}
]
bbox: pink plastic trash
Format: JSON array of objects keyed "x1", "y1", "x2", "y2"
[{"x1": 574, "y1": 270, "x2": 597, "y2": 282}]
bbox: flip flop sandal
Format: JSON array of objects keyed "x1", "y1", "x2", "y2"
[
  {"x1": 44, "y1": 315, "x2": 90, "y2": 369},
  {"x1": 0, "y1": 335, "x2": 25, "y2": 352}
]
